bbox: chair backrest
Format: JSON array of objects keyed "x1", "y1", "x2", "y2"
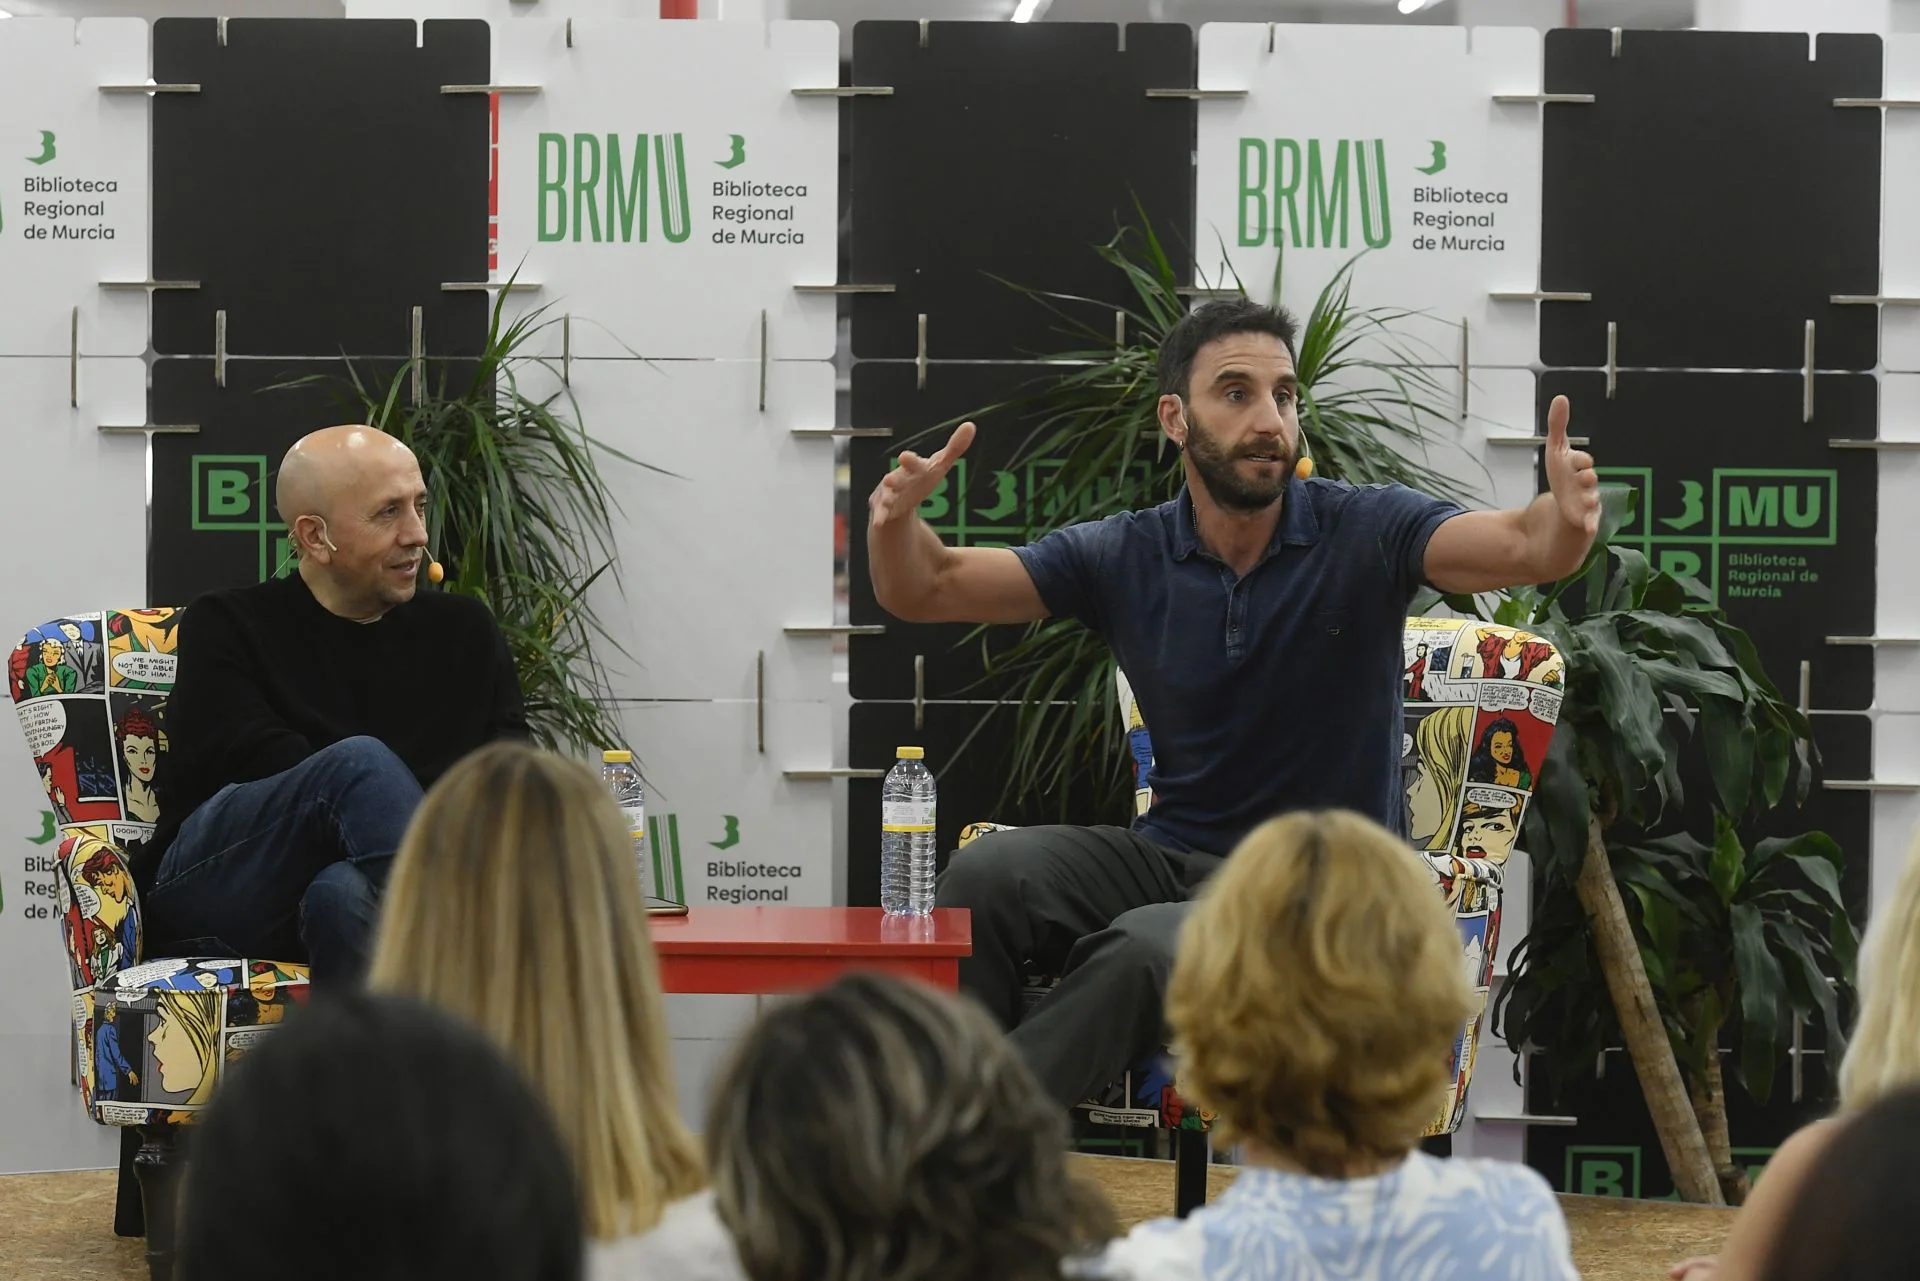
[
  {"x1": 1116, "y1": 615, "x2": 1565, "y2": 1135},
  {"x1": 8, "y1": 609, "x2": 183, "y2": 990}
]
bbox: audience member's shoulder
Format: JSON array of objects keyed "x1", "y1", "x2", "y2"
[
  {"x1": 1420, "y1": 1154, "x2": 1570, "y2": 1241},
  {"x1": 1423, "y1": 1152, "x2": 1557, "y2": 1200},
  {"x1": 587, "y1": 1191, "x2": 745, "y2": 1281},
  {"x1": 1065, "y1": 1212, "x2": 1202, "y2": 1281}
]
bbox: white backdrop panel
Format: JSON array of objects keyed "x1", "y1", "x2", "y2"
[
  {"x1": 613, "y1": 698, "x2": 833, "y2": 908},
  {"x1": 1196, "y1": 24, "x2": 1543, "y2": 369},
  {"x1": 1467, "y1": 366, "x2": 1541, "y2": 513},
  {"x1": 0, "y1": 1034, "x2": 120, "y2": 1174},
  {"x1": 0, "y1": 356, "x2": 146, "y2": 1173},
  {"x1": 1884, "y1": 37, "x2": 1920, "y2": 372},
  {"x1": 1871, "y1": 716, "x2": 1920, "y2": 915},
  {"x1": 529, "y1": 357, "x2": 836, "y2": 702},
  {"x1": 0, "y1": 19, "x2": 151, "y2": 359},
  {"x1": 1871, "y1": 791, "x2": 1920, "y2": 914},
  {"x1": 1871, "y1": 376, "x2": 1920, "y2": 710},
  {"x1": 494, "y1": 19, "x2": 839, "y2": 360}
]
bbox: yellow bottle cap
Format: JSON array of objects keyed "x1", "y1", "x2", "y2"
[
  {"x1": 896, "y1": 746, "x2": 925, "y2": 760},
  {"x1": 603, "y1": 750, "x2": 633, "y2": 764}
]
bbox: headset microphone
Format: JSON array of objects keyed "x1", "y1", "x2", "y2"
[{"x1": 425, "y1": 552, "x2": 444, "y2": 584}]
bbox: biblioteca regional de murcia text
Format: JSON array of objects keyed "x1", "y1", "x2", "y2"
[
  {"x1": 21, "y1": 176, "x2": 120, "y2": 240},
  {"x1": 713, "y1": 179, "x2": 807, "y2": 245},
  {"x1": 1411, "y1": 184, "x2": 1507, "y2": 253}
]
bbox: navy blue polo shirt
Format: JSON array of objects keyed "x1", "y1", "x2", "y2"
[{"x1": 1014, "y1": 477, "x2": 1462, "y2": 863}]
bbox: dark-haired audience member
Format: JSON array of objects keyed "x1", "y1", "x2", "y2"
[
  {"x1": 176, "y1": 990, "x2": 583, "y2": 1281},
  {"x1": 1077, "y1": 810, "x2": 1578, "y2": 1281},
  {"x1": 1752, "y1": 1085, "x2": 1920, "y2": 1281},
  {"x1": 706, "y1": 971, "x2": 1116, "y2": 1281}
]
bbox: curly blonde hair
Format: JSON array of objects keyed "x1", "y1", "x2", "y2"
[
  {"x1": 707, "y1": 972, "x2": 1115, "y2": 1281},
  {"x1": 1168, "y1": 809, "x2": 1475, "y2": 1175}
]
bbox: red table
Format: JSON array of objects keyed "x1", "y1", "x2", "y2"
[{"x1": 650, "y1": 906, "x2": 973, "y2": 994}]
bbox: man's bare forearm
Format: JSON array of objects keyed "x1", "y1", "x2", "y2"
[{"x1": 868, "y1": 509, "x2": 951, "y2": 622}]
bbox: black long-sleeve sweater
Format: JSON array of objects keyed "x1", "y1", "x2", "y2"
[{"x1": 143, "y1": 573, "x2": 529, "y2": 895}]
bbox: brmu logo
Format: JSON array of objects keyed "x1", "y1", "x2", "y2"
[
  {"x1": 1236, "y1": 138, "x2": 1391, "y2": 250},
  {"x1": 537, "y1": 132, "x2": 691, "y2": 244}
]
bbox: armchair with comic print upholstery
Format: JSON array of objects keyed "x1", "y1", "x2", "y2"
[
  {"x1": 966, "y1": 616, "x2": 1563, "y2": 1218},
  {"x1": 9, "y1": 610, "x2": 310, "y2": 1281}
]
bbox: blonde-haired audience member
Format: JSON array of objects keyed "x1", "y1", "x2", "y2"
[
  {"x1": 705, "y1": 971, "x2": 1116, "y2": 1281},
  {"x1": 1671, "y1": 825, "x2": 1920, "y2": 1281},
  {"x1": 1078, "y1": 809, "x2": 1578, "y2": 1281},
  {"x1": 368, "y1": 742, "x2": 736, "y2": 1281}
]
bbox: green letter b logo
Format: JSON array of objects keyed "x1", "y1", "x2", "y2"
[{"x1": 205, "y1": 468, "x2": 253, "y2": 518}]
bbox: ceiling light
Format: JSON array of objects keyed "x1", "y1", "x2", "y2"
[
  {"x1": 1011, "y1": 0, "x2": 1052, "y2": 21},
  {"x1": 1397, "y1": 0, "x2": 1428, "y2": 12}
]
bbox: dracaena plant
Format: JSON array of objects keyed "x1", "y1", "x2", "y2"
[
  {"x1": 1421, "y1": 489, "x2": 1855, "y2": 1204},
  {"x1": 277, "y1": 286, "x2": 661, "y2": 753}
]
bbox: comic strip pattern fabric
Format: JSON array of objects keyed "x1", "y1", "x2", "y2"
[
  {"x1": 10, "y1": 609, "x2": 313, "y2": 1126},
  {"x1": 1400, "y1": 619, "x2": 1562, "y2": 1135},
  {"x1": 9, "y1": 611, "x2": 181, "y2": 993},
  {"x1": 74, "y1": 958, "x2": 311, "y2": 1126}
]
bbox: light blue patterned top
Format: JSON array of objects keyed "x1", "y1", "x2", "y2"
[{"x1": 1074, "y1": 1153, "x2": 1579, "y2": 1281}]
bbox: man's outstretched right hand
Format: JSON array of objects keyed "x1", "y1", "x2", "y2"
[{"x1": 869, "y1": 422, "x2": 976, "y2": 531}]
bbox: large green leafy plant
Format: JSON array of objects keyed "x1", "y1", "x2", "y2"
[
  {"x1": 1423, "y1": 492, "x2": 1856, "y2": 1203},
  {"x1": 281, "y1": 291, "x2": 652, "y2": 751},
  {"x1": 947, "y1": 223, "x2": 1476, "y2": 819}
]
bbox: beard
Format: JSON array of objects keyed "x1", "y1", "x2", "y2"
[{"x1": 1183, "y1": 409, "x2": 1295, "y2": 514}]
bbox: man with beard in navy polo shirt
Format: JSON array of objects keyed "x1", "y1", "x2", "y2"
[{"x1": 866, "y1": 299, "x2": 1600, "y2": 1108}]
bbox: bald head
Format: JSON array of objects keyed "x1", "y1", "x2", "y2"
[
  {"x1": 276, "y1": 425, "x2": 418, "y2": 526},
  {"x1": 278, "y1": 425, "x2": 432, "y2": 619}
]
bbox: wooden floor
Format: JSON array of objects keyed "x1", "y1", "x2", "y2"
[{"x1": 0, "y1": 1156, "x2": 1731, "y2": 1280}]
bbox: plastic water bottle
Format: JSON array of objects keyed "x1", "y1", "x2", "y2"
[
  {"x1": 881, "y1": 746, "x2": 936, "y2": 916},
  {"x1": 601, "y1": 750, "x2": 651, "y2": 895}
]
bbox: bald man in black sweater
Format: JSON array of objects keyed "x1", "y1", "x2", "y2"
[{"x1": 144, "y1": 426, "x2": 527, "y2": 982}]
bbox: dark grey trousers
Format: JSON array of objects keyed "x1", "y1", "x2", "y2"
[{"x1": 934, "y1": 824, "x2": 1217, "y2": 1107}]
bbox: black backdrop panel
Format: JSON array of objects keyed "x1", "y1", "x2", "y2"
[
  {"x1": 1540, "y1": 30, "x2": 1880, "y2": 371},
  {"x1": 846, "y1": 700, "x2": 1131, "y2": 906},
  {"x1": 152, "y1": 19, "x2": 490, "y2": 359},
  {"x1": 849, "y1": 22, "x2": 1194, "y2": 361},
  {"x1": 848, "y1": 361, "x2": 1177, "y2": 701},
  {"x1": 1537, "y1": 371, "x2": 1876, "y2": 710},
  {"x1": 147, "y1": 358, "x2": 469, "y2": 606}
]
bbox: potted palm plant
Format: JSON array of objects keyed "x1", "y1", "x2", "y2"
[
  {"x1": 1426, "y1": 493, "x2": 1857, "y2": 1205},
  {"x1": 279, "y1": 289, "x2": 654, "y2": 751}
]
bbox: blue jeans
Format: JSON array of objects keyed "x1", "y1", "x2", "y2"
[{"x1": 145, "y1": 737, "x2": 424, "y2": 984}]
